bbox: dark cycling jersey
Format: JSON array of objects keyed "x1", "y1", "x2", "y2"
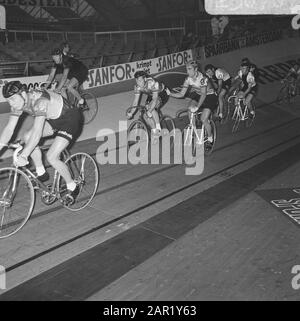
[
  {"x1": 10, "y1": 89, "x2": 81, "y2": 142},
  {"x1": 134, "y1": 77, "x2": 168, "y2": 108},
  {"x1": 53, "y1": 55, "x2": 88, "y2": 85}
]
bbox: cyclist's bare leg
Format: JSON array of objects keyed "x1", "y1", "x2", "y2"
[
  {"x1": 46, "y1": 136, "x2": 76, "y2": 190},
  {"x1": 245, "y1": 93, "x2": 254, "y2": 114},
  {"x1": 188, "y1": 100, "x2": 198, "y2": 126},
  {"x1": 66, "y1": 77, "x2": 82, "y2": 103},
  {"x1": 23, "y1": 122, "x2": 54, "y2": 176},
  {"x1": 201, "y1": 108, "x2": 212, "y2": 139},
  {"x1": 151, "y1": 109, "x2": 160, "y2": 130},
  {"x1": 218, "y1": 89, "x2": 226, "y2": 117}
]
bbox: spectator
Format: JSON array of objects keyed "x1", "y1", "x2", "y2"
[
  {"x1": 211, "y1": 16, "x2": 220, "y2": 39},
  {"x1": 219, "y1": 16, "x2": 229, "y2": 35}
]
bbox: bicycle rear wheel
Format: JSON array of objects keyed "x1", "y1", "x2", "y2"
[
  {"x1": 0, "y1": 168, "x2": 35, "y2": 238},
  {"x1": 81, "y1": 92, "x2": 99, "y2": 125},
  {"x1": 58, "y1": 153, "x2": 99, "y2": 211},
  {"x1": 160, "y1": 115, "x2": 175, "y2": 148}
]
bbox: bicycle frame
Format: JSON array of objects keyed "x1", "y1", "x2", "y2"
[
  {"x1": 232, "y1": 98, "x2": 249, "y2": 121},
  {"x1": 184, "y1": 111, "x2": 205, "y2": 146}
]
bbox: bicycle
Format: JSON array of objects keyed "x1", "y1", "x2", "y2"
[
  {"x1": 127, "y1": 105, "x2": 176, "y2": 149},
  {"x1": 66, "y1": 84, "x2": 99, "y2": 125},
  {"x1": 41, "y1": 81, "x2": 99, "y2": 125},
  {"x1": 179, "y1": 109, "x2": 217, "y2": 156},
  {"x1": 0, "y1": 142, "x2": 99, "y2": 239},
  {"x1": 276, "y1": 78, "x2": 299, "y2": 105},
  {"x1": 227, "y1": 93, "x2": 256, "y2": 133}
]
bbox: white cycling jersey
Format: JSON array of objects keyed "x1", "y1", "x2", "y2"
[
  {"x1": 183, "y1": 71, "x2": 215, "y2": 95},
  {"x1": 215, "y1": 68, "x2": 231, "y2": 81}
]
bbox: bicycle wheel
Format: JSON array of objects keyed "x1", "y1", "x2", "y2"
[
  {"x1": 220, "y1": 100, "x2": 230, "y2": 125},
  {"x1": 204, "y1": 120, "x2": 217, "y2": 155},
  {"x1": 183, "y1": 125, "x2": 197, "y2": 157},
  {"x1": 160, "y1": 115, "x2": 176, "y2": 148},
  {"x1": 81, "y1": 92, "x2": 99, "y2": 125},
  {"x1": 127, "y1": 120, "x2": 150, "y2": 149},
  {"x1": 58, "y1": 153, "x2": 99, "y2": 211},
  {"x1": 276, "y1": 86, "x2": 289, "y2": 105},
  {"x1": 245, "y1": 103, "x2": 256, "y2": 128},
  {"x1": 0, "y1": 167, "x2": 35, "y2": 238}
]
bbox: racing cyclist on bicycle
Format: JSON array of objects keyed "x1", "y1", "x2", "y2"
[
  {"x1": 127, "y1": 70, "x2": 169, "y2": 136},
  {"x1": 46, "y1": 48, "x2": 88, "y2": 107},
  {"x1": 0, "y1": 81, "x2": 82, "y2": 203},
  {"x1": 282, "y1": 63, "x2": 300, "y2": 96},
  {"x1": 167, "y1": 60, "x2": 218, "y2": 149},
  {"x1": 205, "y1": 64, "x2": 232, "y2": 121},
  {"x1": 235, "y1": 62, "x2": 257, "y2": 119}
]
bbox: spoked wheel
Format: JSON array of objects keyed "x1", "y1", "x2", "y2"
[
  {"x1": 245, "y1": 103, "x2": 256, "y2": 128},
  {"x1": 80, "y1": 92, "x2": 99, "y2": 125},
  {"x1": 127, "y1": 120, "x2": 150, "y2": 150},
  {"x1": 220, "y1": 100, "x2": 230, "y2": 125},
  {"x1": 58, "y1": 153, "x2": 99, "y2": 211},
  {"x1": 0, "y1": 167, "x2": 35, "y2": 238},
  {"x1": 204, "y1": 120, "x2": 217, "y2": 155},
  {"x1": 160, "y1": 115, "x2": 176, "y2": 148}
]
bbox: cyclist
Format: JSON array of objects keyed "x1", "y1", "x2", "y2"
[
  {"x1": 167, "y1": 60, "x2": 218, "y2": 149},
  {"x1": 205, "y1": 64, "x2": 232, "y2": 120},
  {"x1": 0, "y1": 81, "x2": 82, "y2": 203},
  {"x1": 235, "y1": 62, "x2": 257, "y2": 119},
  {"x1": 46, "y1": 48, "x2": 88, "y2": 107},
  {"x1": 241, "y1": 57, "x2": 259, "y2": 81},
  {"x1": 127, "y1": 70, "x2": 169, "y2": 136},
  {"x1": 282, "y1": 63, "x2": 300, "y2": 96}
]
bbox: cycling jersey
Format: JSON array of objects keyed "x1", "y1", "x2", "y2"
[
  {"x1": 288, "y1": 66, "x2": 300, "y2": 79},
  {"x1": 134, "y1": 77, "x2": 165, "y2": 96},
  {"x1": 238, "y1": 70, "x2": 256, "y2": 89},
  {"x1": 215, "y1": 68, "x2": 231, "y2": 81},
  {"x1": 53, "y1": 55, "x2": 88, "y2": 85},
  {"x1": 184, "y1": 72, "x2": 215, "y2": 95},
  {"x1": 10, "y1": 89, "x2": 81, "y2": 142}
]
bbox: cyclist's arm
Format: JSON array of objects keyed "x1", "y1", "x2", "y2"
[
  {"x1": 20, "y1": 116, "x2": 46, "y2": 159},
  {"x1": 46, "y1": 67, "x2": 57, "y2": 84},
  {"x1": 197, "y1": 86, "x2": 207, "y2": 109},
  {"x1": 169, "y1": 79, "x2": 189, "y2": 98},
  {"x1": 0, "y1": 115, "x2": 20, "y2": 152},
  {"x1": 56, "y1": 67, "x2": 69, "y2": 92},
  {"x1": 217, "y1": 79, "x2": 223, "y2": 95}
]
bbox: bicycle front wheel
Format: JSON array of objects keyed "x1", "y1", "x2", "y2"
[
  {"x1": 127, "y1": 120, "x2": 150, "y2": 150},
  {"x1": 81, "y1": 92, "x2": 99, "y2": 125},
  {"x1": 161, "y1": 115, "x2": 176, "y2": 148},
  {"x1": 0, "y1": 167, "x2": 35, "y2": 238},
  {"x1": 204, "y1": 120, "x2": 217, "y2": 155},
  {"x1": 58, "y1": 153, "x2": 99, "y2": 211}
]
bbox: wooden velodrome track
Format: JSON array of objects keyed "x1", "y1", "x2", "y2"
[{"x1": 0, "y1": 78, "x2": 300, "y2": 301}]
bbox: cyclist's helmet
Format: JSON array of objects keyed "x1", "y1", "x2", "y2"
[
  {"x1": 51, "y1": 48, "x2": 62, "y2": 56},
  {"x1": 2, "y1": 81, "x2": 23, "y2": 98},
  {"x1": 134, "y1": 70, "x2": 148, "y2": 79}
]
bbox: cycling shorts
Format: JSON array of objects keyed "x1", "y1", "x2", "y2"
[
  {"x1": 221, "y1": 78, "x2": 232, "y2": 91},
  {"x1": 145, "y1": 89, "x2": 169, "y2": 109},
  {"x1": 47, "y1": 104, "x2": 82, "y2": 143},
  {"x1": 186, "y1": 92, "x2": 218, "y2": 112}
]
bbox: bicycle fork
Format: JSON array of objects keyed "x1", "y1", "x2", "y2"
[{"x1": 184, "y1": 113, "x2": 203, "y2": 146}]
